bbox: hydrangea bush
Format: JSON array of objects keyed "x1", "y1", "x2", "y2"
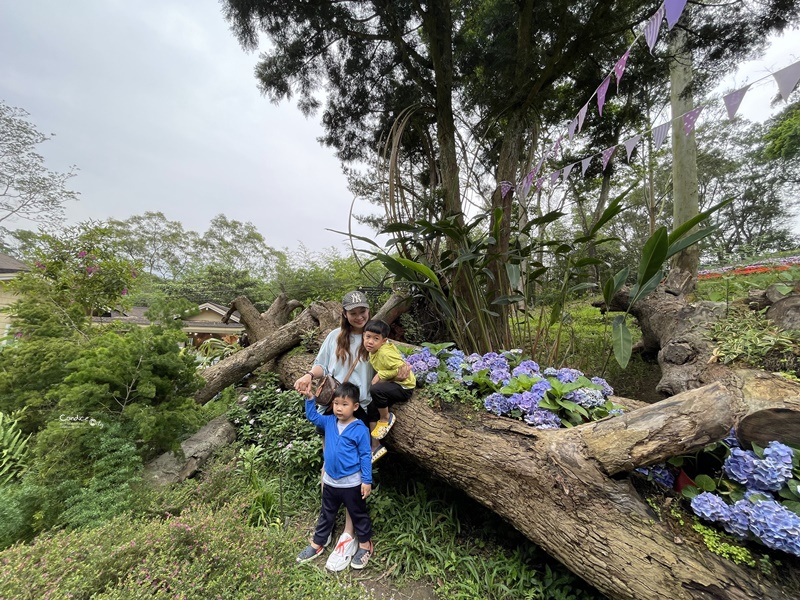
[
  {"x1": 687, "y1": 437, "x2": 800, "y2": 558},
  {"x1": 405, "y1": 344, "x2": 623, "y2": 428}
]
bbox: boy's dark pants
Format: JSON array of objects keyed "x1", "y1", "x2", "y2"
[
  {"x1": 313, "y1": 484, "x2": 372, "y2": 546},
  {"x1": 367, "y1": 381, "x2": 413, "y2": 421}
]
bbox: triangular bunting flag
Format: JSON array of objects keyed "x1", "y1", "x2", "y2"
[
  {"x1": 683, "y1": 106, "x2": 703, "y2": 135},
  {"x1": 601, "y1": 146, "x2": 617, "y2": 171},
  {"x1": 652, "y1": 122, "x2": 670, "y2": 152},
  {"x1": 773, "y1": 60, "x2": 800, "y2": 101},
  {"x1": 578, "y1": 103, "x2": 589, "y2": 132},
  {"x1": 665, "y1": 0, "x2": 688, "y2": 30},
  {"x1": 623, "y1": 134, "x2": 642, "y2": 162},
  {"x1": 581, "y1": 156, "x2": 592, "y2": 176},
  {"x1": 533, "y1": 157, "x2": 545, "y2": 178},
  {"x1": 644, "y1": 6, "x2": 665, "y2": 53},
  {"x1": 500, "y1": 181, "x2": 514, "y2": 199},
  {"x1": 614, "y1": 49, "x2": 631, "y2": 92},
  {"x1": 563, "y1": 162, "x2": 575, "y2": 181},
  {"x1": 597, "y1": 76, "x2": 611, "y2": 116},
  {"x1": 550, "y1": 170, "x2": 561, "y2": 186},
  {"x1": 567, "y1": 118, "x2": 578, "y2": 140},
  {"x1": 723, "y1": 85, "x2": 750, "y2": 120},
  {"x1": 551, "y1": 136, "x2": 562, "y2": 157},
  {"x1": 536, "y1": 177, "x2": 545, "y2": 193}
]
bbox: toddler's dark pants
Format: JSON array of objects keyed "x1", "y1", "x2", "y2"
[
  {"x1": 367, "y1": 381, "x2": 413, "y2": 421},
  {"x1": 312, "y1": 484, "x2": 372, "y2": 546}
]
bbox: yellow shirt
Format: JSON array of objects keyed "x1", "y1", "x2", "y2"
[{"x1": 369, "y1": 341, "x2": 416, "y2": 389}]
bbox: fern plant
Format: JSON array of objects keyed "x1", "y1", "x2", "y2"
[{"x1": 0, "y1": 409, "x2": 31, "y2": 485}]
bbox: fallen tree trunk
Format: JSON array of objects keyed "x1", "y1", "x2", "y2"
[
  {"x1": 194, "y1": 301, "x2": 340, "y2": 404},
  {"x1": 601, "y1": 284, "x2": 732, "y2": 397},
  {"x1": 380, "y1": 370, "x2": 799, "y2": 600}
]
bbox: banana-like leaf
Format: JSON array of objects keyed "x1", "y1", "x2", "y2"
[
  {"x1": 637, "y1": 227, "x2": 668, "y2": 287},
  {"x1": 668, "y1": 197, "x2": 733, "y2": 245},
  {"x1": 394, "y1": 257, "x2": 441, "y2": 287},
  {"x1": 666, "y1": 226, "x2": 717, "y2": 260},
  {"x1": 612, "y1": 315, "x2": 632, "y2": 368}
]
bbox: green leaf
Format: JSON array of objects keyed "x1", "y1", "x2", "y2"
[
  {"x1": 629, "y1": 269, "x2": 663, "y2": 305},
  {"x1": 752, "y1": 442, "x2": 765, "y2": 459},
  {"x1": 681, "y1": 486, "x2": 700, "y2": 499},
  {"x1": 549, "y1": 300, "x2": 563, "y2": 327},
  {"x1": 693, "y1": 474, "x2": 717, "y2": 492},
  {"x1": 394, "y1": 257, "x2": 441, "y2": 287},
  {"x1": 638, "y1": 227, "x2": 668, "y2": 287},
  {"x1": 665, "y1": 227, "x2": 717, "y2": 260},
  {"x1": 783, "y1": 501, "x2": 800, "y2": 517},
  {"x1": 668, "y1": 197, "x2": 734, "y2": 245},
  {"x1": 505, "y1": 263, "x2": 521, "y2": 291},
  {"x1": 612, "y1": 315, "x2": 632, "y2": 368}
]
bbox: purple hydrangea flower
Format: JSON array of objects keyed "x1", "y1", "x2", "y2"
[
  {"x1": 566, "y1": 388, "x2": 605, "y2": 408},
  {"x1": 543, "y1": 367, "x2": 557, "y2": 377},
  {"x1": 524, "y1": 408, "x2": 562, "y2": 429},
  {"x1": 724, "y1": 445, "x2": 793, "y2": 492},
  {"x1": 512, "y1": 360, "x2": 540, "y2": 378},
  {"x1": 747, "y1": 499, "x2": 800, "y2": 557},
  {"x1": 590, "y1": 376, "x2": 614, "y2": 397},
  {"x1": 723, "y1": 428, "x2": 740, "y2": 448},
  {"x1": 555, "y1": 367, "x2": 583, "y2": 383},
  {"x1": 724, "y1": 500, "x2": 752, "y2": 539},
  {"x1": 425, "y1": 372, "x2": 438, "y2": 384},
  {"x1": 723, "y1": 448, "x2": 757, "y2": 486},
  {"x1": 691, "y1": 492, "x2": 731, "y2": 523}
]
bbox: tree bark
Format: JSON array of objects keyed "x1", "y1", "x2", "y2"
[
  {"x1": 669, "y1": 26, "x2": 701, "y2": 284},
  {"x1": 224, "y1": 293, "x2": 304, "y2": 342},
  {"x1": 382, "y1": 371, "x2": 799, "y2": 600}
]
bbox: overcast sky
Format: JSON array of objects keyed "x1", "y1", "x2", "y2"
[{"x1": 1, "y1": 1, "x2": 797, "y2": 255}]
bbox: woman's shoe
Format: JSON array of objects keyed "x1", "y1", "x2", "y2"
[{"x1": 371, "y1": 413, "x2": 396, "y2": 439}]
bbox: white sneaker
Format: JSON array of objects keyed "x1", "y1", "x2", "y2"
[{"x1": 325, "y1": 532, "x2": 358, "y2": 572}]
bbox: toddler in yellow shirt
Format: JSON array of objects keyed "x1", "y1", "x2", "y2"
[{"x1": 362, "y1": 319, "x2": 416, "y2": 461}]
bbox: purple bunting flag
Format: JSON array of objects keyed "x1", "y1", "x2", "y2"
[
  {"x1": 581, "y1": 156, "x2": 593, "y2": 177},
  {"x1": 551, "y1": 136, "x2": 562, "y2": 157},
  {"x1": 597, "y1": 76, "x2": 611, "y2": 116},
  {"x1": 568, "y1": 118, "x2": 578, "y2": 140},
  {"x1": 644, "y1": 6, "x2": 665, "y2": 54},
  {"x1": 550, "y1": 170, "x2": 561, "y2": 186},
  {"x1": 578, "y1": 103, "x2": 589, "y2": 132},
  {"x1": 652, "y1": 122, "x2": 670, "y2": 152},
  {"x1": 536, "y1": 177, "x2": 545, "y2": 193},
  {"x1": 623, "y1": 134, "x2": 642, "y2": 162},
  {"x1": 614, "y1": 49, "x2": 631, "y2": 92},
  {"x1": 773, "y1": 60, "x2": 800, "y2": 101},
  {"x1": 601, "y1": 146, "x2": 617, "y2": 171},
  {"x1": 563, "y1": 162, "x2": 575, "y2": 181},
  {"x1": 533, "y1": 157, "x2": 545, "y2": 178},
  {"x1": 723, "y1": 85, "x2": 750, "y2": 120},
  {"x1": 500, "y1": 181, "x2": 514, "y2": 199},
  {"x1": 683, "y1": 106, "x2": 703, "y2": 135},
  {"x1": 665, "y1": 0, "x2": 688, "y2": 30}
]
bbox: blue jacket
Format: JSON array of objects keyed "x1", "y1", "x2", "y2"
[{"x1": 305, "y1": 399, "x2": 372, "y2": 484}]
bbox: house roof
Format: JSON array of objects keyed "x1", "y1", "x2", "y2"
[
  {"x1": 197, "y1": 301, "x2": 241, "y2": 322},
  {"x1": 0, "y1": 253, "x2": 30, "y2": 274},
  {"x1": 91, "y1": 305, "x2": 245, "y2": 332}
]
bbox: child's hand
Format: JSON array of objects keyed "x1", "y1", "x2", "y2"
[
  {"x1": 371, "y1": 373, "x2": 380, "y2": 385},
  {"x1": 397, "y1": 361, "x2": 412, "y2": 380},
  {"x1": 361, "y1": 483, "x2": 372, "y2": 499}
]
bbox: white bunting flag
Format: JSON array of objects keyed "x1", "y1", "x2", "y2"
[
  {"x1": 723, "y1": 86, "x2": 750, "y2": 120},
  {"x1": 578, "y1": 103, "x2": 589, "y2": 133},
  {"x1": 568, "y1": 118, "x2": 578, "y2": 140},
  {"x1": 601, "y1": 146, "x2": 617, "y2": 171},
  {"x1": 652, "y1": 122, "x2": 670, "y2": 152},
  {"x1": 682, "y1": 106, "x2": 703, "y2": 136},
  {"x1": 562, "y1": 162, "x2": 575, "y2": 182},
  {"x1": 581, "y1": 156, "x2": 593, "y2": 176},
  {"x1": 644, "y1": 6, "x2": 665, "y2": 53},
  {"x1": 623, "y1": 134, "x2": 642, "y2": 162},
  {"x1": 665, "y1": 0, "x2": 688, "y2": 30},
  {"x1": 773, "y1": 60, "x2": 800, "y2": 101}
]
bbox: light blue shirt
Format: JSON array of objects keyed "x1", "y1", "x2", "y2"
[{"x1": 314, "y1": 328, "x2": 375, "y2": 407}]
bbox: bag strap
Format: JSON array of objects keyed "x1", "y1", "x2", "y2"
[{"x1": 342, "y1": 358, "x2": 359, "y2": 383}]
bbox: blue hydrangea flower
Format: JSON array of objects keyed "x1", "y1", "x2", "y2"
[
  {"x1": 524, "y1": 408, "x2": 562, "y2": 429},
  {"x1": 529, "y1": 379, "x2": 552, "y2": 400},
  {"x1": 691, "y1": 492, "x2": 731, "y2": 523},
  {"x1": 635, "y1": 464, "x2": 675, "y2": 489},
  {"x1": 566, "y1": 388, "x2": 605, "y2": 408},
  {"x1": 724, "y1": 500, "x2": 752, "y2": 539},
  {"x1": 543, "y1": 367, "x2": 558, "y2": 377},
  {"x1": 723, "y1": 428, "x2": 740, "y2": 448},
  {"x1": 425, "y1": 372, "x2": 438, "y2": 384},
  {"x1": 555, "y1": 367, "x2": 583, "y2": 383},
  {"x1": 723, "y1": 448, "x2": 757, "y2": 486},
  {"x1": 747, "y1": 499, "x2": 800, "y2": 557},
  {"x1": 512, "y1": 360, "x2": 540, "y2": 378},
  {"x1": 590, "y1": 376, "x2": 614, "y2": 397},
  {"x1": 484, "y1": 392, "x2": 511, "y2": 416}
]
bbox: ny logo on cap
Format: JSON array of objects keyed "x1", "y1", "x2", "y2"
[{"x1": 349, "y1": 292, "x2": 364, "y2": 303}]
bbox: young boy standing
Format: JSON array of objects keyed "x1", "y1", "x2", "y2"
[
  {"x1": 296, "y1": 381, "x2": 374, "y2": 569},
  {"x1": 363, "y1": 319, "x2": 416, "y2": 461}
]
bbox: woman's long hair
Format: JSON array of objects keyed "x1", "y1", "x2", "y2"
[{"x1": 335, "y1": 310, "x2": 369, "y2": 365}]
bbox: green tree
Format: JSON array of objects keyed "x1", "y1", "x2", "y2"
[
  {"x1": 765, "y1": 99, "x2": 800, "y2": 161},
  {"x1": 0, "y1": 102, "x2": 78, "y2": 236}
]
